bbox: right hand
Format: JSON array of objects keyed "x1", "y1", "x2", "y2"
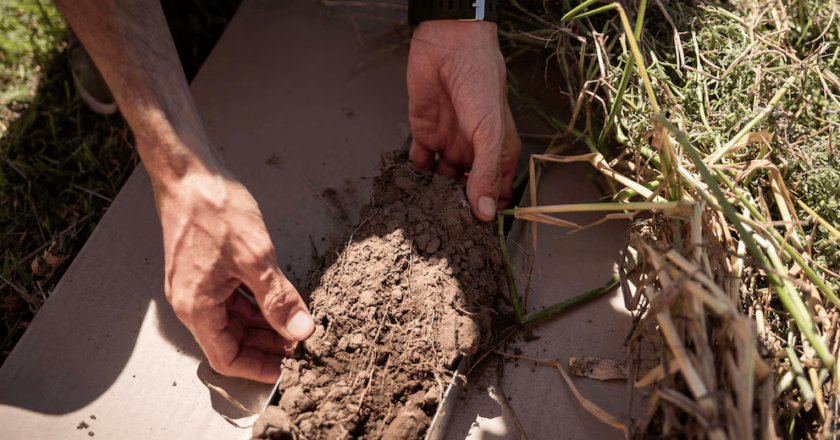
[
  {"x1": 156, "y1": 170, "x2": 315, "y2": 384},
  {"x1": 407, "y1": 21, "x2": 521, "y2": 222}
]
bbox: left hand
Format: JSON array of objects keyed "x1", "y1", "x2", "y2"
[{"x1": 407, "y1": 21, "x2": 521, "y2": 222}]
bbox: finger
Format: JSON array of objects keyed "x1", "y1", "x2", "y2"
[
  {"x1": 201, "y1": 307, "x2": 288, "y2": 383},
  {"x1": 226, "y1": 292, "x2": 274, "y2": 330},
  {"x1": 227, "y1": 318, "x2": 297, "y2": 356},
  {"x1": 498, "y1": 104, "x2": 522, "y2": 209},
  {"x1": 435, "y1": 160, "x2": 462, "y2": 181},
  {"x1": 245, "y1": 267, "x2": 315, "y2": 342},
  {"x1": 233, "y1": 219, "x2": 315, "y2": 342},
  {"x1": 498, "y1": 169, "x2": 515, "y2": 209},
  {"x1": 224, "y1": 346, "x2": 285, "y2": 384},
  {"x1": 465, "y1": 121, "x2": 504, "y2": 222},
  {"x1": 191, "y1": 302, "x2": 271, "y2": 382},
  {"x1": 167, "y1": 269, "x2": 280, "y2": 381},
  {"x1": 242, "y1": 329, "x2": 297, "y2": 356},
  {"x1": 169, "y1": 273, "x2": 241, "y2": 358},
  {"x1": 409, "y1": 138, "x2": 435, "y2": 172}
]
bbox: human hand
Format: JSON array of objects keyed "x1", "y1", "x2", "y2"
[
  {"x1": 55, "y1": 0, "x2": 314, "y2": 385},
  {"x1": 407, "y1": 21, "x2": 521, "y2": 222},
  {"x1": 156, "y1": 170, "x2": 315, "y2": 384}
]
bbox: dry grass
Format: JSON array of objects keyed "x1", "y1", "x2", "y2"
[{"x1": 496, "y1": 0, "x2": 840, "y2": 438}]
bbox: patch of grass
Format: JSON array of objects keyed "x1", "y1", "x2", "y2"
[
  {"x1": 0, "y1": 0, "x2": 243, "y2": 365},
  {"x1": 0, "y1": 0, "x2": 64, "y2": 132},
  {"x1": 0, "y1": 15, "x2": 137, "y2": 363}
]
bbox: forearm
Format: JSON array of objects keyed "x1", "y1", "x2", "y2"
[{"x1": 54, "y1": 0, "x2": 218, "y2": 194}]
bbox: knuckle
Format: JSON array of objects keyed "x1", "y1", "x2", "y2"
[
  {"x1": 242, "y1": 242, "x2": 276, "y2": 270},
  {"x1": 170, "y1": 296, "x2": 196, "y2": 323},
  {"x1": 251, "y1": 240, "x2": 276, "y2": 266},
  {"x1": 260, "y1": 243, "x2": 277, "y2": 262}
]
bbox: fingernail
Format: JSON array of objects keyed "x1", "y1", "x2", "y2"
[
  {"x1": 287, "y1": 310, "x2": 315, "y2": 340},
  {"x1": 478, "y1": 196, "x2": 496, "y2": 219}
]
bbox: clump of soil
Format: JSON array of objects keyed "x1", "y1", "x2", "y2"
[{"x1": 253, "y1": 153, "x2": 509, "y2": 440}]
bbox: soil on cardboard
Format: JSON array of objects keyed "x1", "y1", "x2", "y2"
[{"x1": 252, "y1": 153, "x2": 511, "y2": 440}]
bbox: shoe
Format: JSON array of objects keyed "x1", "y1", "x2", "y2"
[{"x1": 67, "y1": 31, "x2": 118, "y2": 115}]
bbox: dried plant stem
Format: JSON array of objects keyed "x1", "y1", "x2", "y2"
[
  {"x1": 796, "y1": 199, "x2": 840, "y2": 242},
  {"x1": 494, "y1": 350, "x2": 630, "y2": 436},
  {"x1": 705, "y1": 75, "x2": 796, "y2": 165},
  {"x1": 565, "y1": 2, "x2": 660, "y2": 114},
  {"x1": 615, "y1": 4, "x2": 659, "y2": 114},
  {"x1": 656, "y1": 115, "x2": 836, "y2": 372},
  {"x1": 502, "y1": 200, "x2": 692, "y2": 216},
  {"x1": 497, "y1": 213, "x2": 642, "y2": 325},
  {"x1": 531, "y1": 152, "x2": 667, "y2": 202},
  {"x1": 785, "y1": 333, "x2": 816, "y2": 401},
  {"x1": 643, "y1": 245, "x2": 718, "y2": 420},
  {"x1": 715, "y1": 171, "x2": 840, "y2": 308}
]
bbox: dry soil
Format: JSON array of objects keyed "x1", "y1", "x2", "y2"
[{"x1": 252, "y1": 153, "x2": 509, "y2": 440}]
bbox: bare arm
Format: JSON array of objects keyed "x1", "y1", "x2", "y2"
[
  {"x1": 54, "y1": 0, "x2": 314, "y2": 384},
  {"x1": 54, "y1": 0, "x2": 215, "y2": 189}
]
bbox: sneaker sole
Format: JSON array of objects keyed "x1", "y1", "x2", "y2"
[
  {"x1": 71, "y1": 69, "x2": 118, "y2": 116},
  {"x1": 79, "y1": 87, "x2": 118, "y2": 115}
]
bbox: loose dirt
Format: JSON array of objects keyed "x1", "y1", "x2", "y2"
[{"x1": 253, "y1": 153, "x2": 509, "y2": 440}]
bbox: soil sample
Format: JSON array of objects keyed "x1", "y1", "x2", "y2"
[{"x1": 252, "y1": 153, "x2": 509, "y2": 440}]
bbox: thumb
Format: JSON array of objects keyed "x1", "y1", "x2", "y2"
[
  {"x1": 249, "y1": 269, "x2": 315, "y2": 342},
  {"x1": 467, "y1": 129, "x2": 503, "y2": 223}
]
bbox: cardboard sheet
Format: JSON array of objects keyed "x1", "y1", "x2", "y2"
[{"x1": 0, "y1": 0, "x2": 409, "y2": 438}]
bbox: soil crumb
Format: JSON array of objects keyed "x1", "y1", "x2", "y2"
[{"x1": 253, "y1": 153, "x2": 508, "y2": 440}]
